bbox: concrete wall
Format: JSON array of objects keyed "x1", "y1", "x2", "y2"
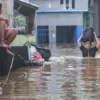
[
  {"x1": 29, "y1": 0, "x2": 87, "y2": 44},
  {"x1": 89, "y1": 0, "x2": 100, "y2": 36},
  {"x1": 29, "y1": 0, "x2": 86, "y2": 28},
  {"x1": 0, "y1": 0, "x2": 14, "y2": 27},
  {"x1": 98, "y1": 0, "x2": 100, "y2": 37},
  {"x1": 0, "y1": 0, "x2": 8, "y2": 17},
  {"x1": 11, "y1": 35, "x2": 35, "y2": 46},
  {"x1": 37, "y1": 13, "x2": 83, "y2": 43},
  {"x1": 75, "y1": 0, "x2": 88, "y2": 10},
  {"x1": 29, "y1": 0, "x2": 88, "y2": 11},
  {"x1": 37, "y1": 13, "x2": 83, "y2": 26},
  {"x1": 92, "y1": 0, "x2": 100, "y2": 36},
  {"x1": 89, "y1": 0, "x2": 94, "y2": 28},
  {"x1": 93, "y1": 0, "x2": 99, "y2": 36}
]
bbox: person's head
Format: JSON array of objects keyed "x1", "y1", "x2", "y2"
[
  {"x1": 0, "y1": 3, "x2": 2, "y2": 14},
  {"x1": 85, "y1": 41, "x2": 91, "y2": 50}
]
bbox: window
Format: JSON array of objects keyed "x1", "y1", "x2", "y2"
[
  {"x1": 60, "y1": 0, "x2": 64, "y2": 4},
  {"x1": 66, "y1": 0, "x2": 69, "y2": 9},
  {"x1": 72, "y1": 0, "x2": 75, "y2": 9}
]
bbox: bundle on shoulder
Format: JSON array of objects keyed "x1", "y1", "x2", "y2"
[{"x1": 81, "y1": 28, "x2": 94, "y2": 42}]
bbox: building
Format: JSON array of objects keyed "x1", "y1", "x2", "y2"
[
  {"x1": 89, "y1": 0, "x2": 100, "y2": 37},
  {"x1": 0, "y1": 0, "x2": 39, "y2": 46},
  {"x1": 14, "y1": 0, "x2": 39, "y2": 34},
  {"x1": 0, "y1": 0, "x2": 39, "y2": 33},
  {"x1": 29, "y1": 0, "x2": 88, "y2": 45}
]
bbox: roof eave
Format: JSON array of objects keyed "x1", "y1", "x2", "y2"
[
  {"x1": 37, "y1": 10, "x2": 88, "y2": 14},
  {"x1": 14, "y1": 0, "x2": 39, "y2": 10}
]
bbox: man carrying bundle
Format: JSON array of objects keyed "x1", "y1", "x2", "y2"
[{"x1": 77, "y1": 27, "x2": 100, "y2": 57}]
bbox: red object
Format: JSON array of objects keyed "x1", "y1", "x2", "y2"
[{"x1": 33, "y1": 52, "x2": 44, "y2": 63}]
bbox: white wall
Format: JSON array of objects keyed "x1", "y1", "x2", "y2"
[
  {"x1": 0, "y1": 0, "x2": 14, "y2": 27},
  {"x1": 29, "y1": 0, "x2": 88, "y2": 11}
]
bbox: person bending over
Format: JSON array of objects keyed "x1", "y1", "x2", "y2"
[
  {"x1": 0, "y1": 3, "x2": 18, "y2": 55},
  {"x1": 77, "y1": 32, "x2": 100, "y2": 57}
]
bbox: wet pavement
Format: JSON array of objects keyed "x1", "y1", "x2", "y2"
[{"x1": 0, "y1": 44, "x2": 100, "y2": 100}]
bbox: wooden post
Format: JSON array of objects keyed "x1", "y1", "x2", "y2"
[{"x1": 28, "y1": 11, "x2": 35, "y2": 34}]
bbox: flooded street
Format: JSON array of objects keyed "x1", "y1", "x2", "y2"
[{"x1": 0, "y1": 44, "x2": 100, "y2": 100}]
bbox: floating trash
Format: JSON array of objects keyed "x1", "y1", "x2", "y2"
[
  {"x1": 0, "y1": 87, "x2": 2, "y2": 95},
  {"x1": 0, "y1": 91, "x2": 2, "y2": 95},
  {"x1": 49, "y1": 56, "x2": 67, "y2": 63},
  {"x1": 0, "y1": 87, "x2": 2, "y2": 91}
]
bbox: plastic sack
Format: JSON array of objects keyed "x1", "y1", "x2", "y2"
[
  {"x1": 37, "y1": 48, "x2": 51, "y2": 61},
  {"x1": 81, "y1": 28, "x2": 94, "y2": 42},
  {"x1": 33, "y1": 52, "x2": 44, "y2": 63},
  {"x1": 31, "y1": 44, "x2": 51, "y2": 61},
  {"x1": 28, "y1": 46, "x2": 36, "y2": 61}
]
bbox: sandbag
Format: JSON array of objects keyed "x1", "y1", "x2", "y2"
[{"x1": 81, "y1": 28, "x2": 94, "y2": 42}]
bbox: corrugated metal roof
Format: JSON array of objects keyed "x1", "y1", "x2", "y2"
[{"x1": 14, "y1": 0, "x2": 39, "y2": 16}]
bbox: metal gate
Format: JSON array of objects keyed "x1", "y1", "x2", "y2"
[
  {"x1": 37, "y1": 26, "x2": 49, "y2": 45},
  {"x1": 56, "y1": 26, "x2": 76, "y2": 43}
]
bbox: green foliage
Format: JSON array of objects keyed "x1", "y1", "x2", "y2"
[
  {"x1": 14, "y1": 15, "x2": 26, "y2": 27},
  {"x1": 23, "y1": 40, "x2": 35, "y2": 46}
]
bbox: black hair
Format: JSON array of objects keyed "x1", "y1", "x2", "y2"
[
  {"x1": 0, "y1": 3, "x2": 2, "y2": 10},
  {"x1": 85, "y1": 41, "x2": 91, "y2": 45}
]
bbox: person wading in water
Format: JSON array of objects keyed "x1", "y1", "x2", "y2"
[{"x1": 77, "y1": 32, "x2": 100, "y2": 57}]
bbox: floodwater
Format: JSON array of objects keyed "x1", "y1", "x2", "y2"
[{"x1": 0, "y1": 44, "x2": 100, "y2": 100}]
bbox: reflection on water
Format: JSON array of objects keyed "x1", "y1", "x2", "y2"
[{"x1": 0, "y1": 44, "x2": 100, "y2": 100}]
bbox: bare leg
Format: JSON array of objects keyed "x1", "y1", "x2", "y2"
[
  {"x1": 5, "y1": 28, "x2": 18, "y2": 55},
  {"x1": 5, "y1": 28, "x2": 18, "y2": 45},
  {"x1": 0, "y1": 21, "x2": 9, "y2": 48}
]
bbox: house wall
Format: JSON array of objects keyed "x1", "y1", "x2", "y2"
[
  {"x1": 37, "y1": 13, "x2": 83, "y2": 26},
  {"x1": 29, "y1": 0, "x2": 88, "y2": 11},
  {"x1": 36, "y1": 13, "x2": 83, "y2": 44},
  {"x1": 29, "y1": 0, "x2": 88, "y2": 44},
  {"x1": 93, "y1": 0, "x2": 100, "y2": 36},
  {"x1": 93, "y1": 0, "x2": 99, "y2": 36},
  {"x1": 88, "y1": 0, "x2": 100, "y2": 36},
  {"x1": 0, "y1": 0, "x2": 14, "y2": 27}
]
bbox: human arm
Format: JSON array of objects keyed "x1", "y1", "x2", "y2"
[
  {"x1": 0, "y1": 16, "x2": 9, "y2": 26},
  {"x1": 94, "y1": 32, "x2": 100, "y2": 49},
  {"x1": 77, "y1": 35, "x2": 82, "y2": 47}
]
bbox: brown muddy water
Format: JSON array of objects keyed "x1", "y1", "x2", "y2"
[{"x1": 0, "y1": 44, "x2": 100, "y2": 100}]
